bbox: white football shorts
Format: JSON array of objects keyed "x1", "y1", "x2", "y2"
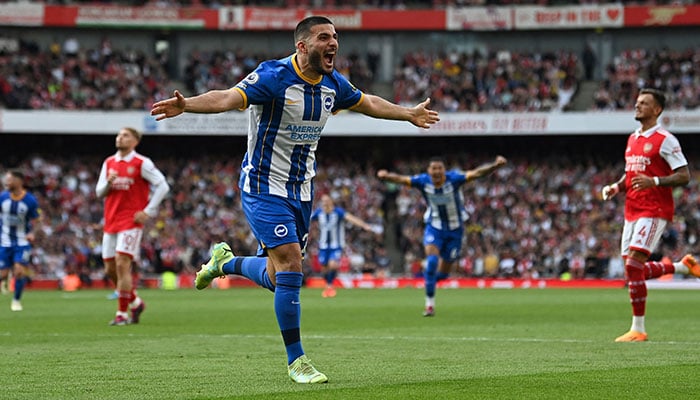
[{"x1": 102, "y1": 228, "x2": 143, "y2": 261}]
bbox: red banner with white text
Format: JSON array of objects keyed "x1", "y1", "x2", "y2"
[
  {"x1": 43, "y1": 5, "x2": 218, "y2": 29},
  {"x1": 0, "y1": 3, "x2": 698, "y2": 30}
]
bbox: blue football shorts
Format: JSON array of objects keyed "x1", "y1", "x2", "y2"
[
  {"x1": 0, "y1": 245, "x2": 32, "y2": 269},
  {"x1": 423, "y1": 225, "x2": 463, "y2": 262},
  {"x1": 317, "y1": 248, "x2": 343, "y2": 266},
  {"x1": 241, "y1": 191, "x2": 312, "y2": 257}
]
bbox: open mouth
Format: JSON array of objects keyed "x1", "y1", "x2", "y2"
[{"x1": 324, "y1": 53, "x2": 335, "y2": 67}]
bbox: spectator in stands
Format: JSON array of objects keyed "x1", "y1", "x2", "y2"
[
  {"x1": 582, "y1": 43, "x2": 596, "y2": 81},
  {"x1": 594, "y1": 47, "x2": 700, "y2": 111}
]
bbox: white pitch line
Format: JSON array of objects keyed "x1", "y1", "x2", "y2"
[
  {"x1": 143, "y1": 333, "x2": 700, "y2": 345},
  {"x1": 1, "y1": 331, "x2": 698, "y2": 345}
]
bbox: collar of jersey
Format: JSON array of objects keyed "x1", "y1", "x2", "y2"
[
  {"x1": 292, "y1": 53, "x2": 322, "y2": 85},
  {"x1": 634, "y1": 123, "x2": 661, "y2": 138},
  {"x1": 115, "y1": 150, "x2": 136, "y2": 162},
  {"x1": 10, "y1": 190, "x2": 26, "y2": 201}
]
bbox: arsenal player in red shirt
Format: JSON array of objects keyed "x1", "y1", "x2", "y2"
[
  {"x1": 96, "y1": 127, "x2": 170, "y2": 326},
  {"x1": 602, "y1": 88, "x2": 700, "y2": 342}
]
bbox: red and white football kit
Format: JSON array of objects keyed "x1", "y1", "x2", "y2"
[
  {"x1": 621, "y1": 124, "x2": 687, "y2": 256},
  {"x1": 96, "y1": 150, "x2": 168, "y2": 259}
]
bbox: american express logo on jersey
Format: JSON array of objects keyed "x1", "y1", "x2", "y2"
[
  {"x1": 290, "y1": 132, "x2": 322, "y2": 141},
  {"x1": 288, "y1": 124, "x2": 323, "y2": 142},
  {"x1": 287, "y1": 125, "x2": 323, "y2": 133},
  {"x1": 428, "y1": 193, "x2": 453, "y2": 205},
  {"x1": 3, "y1": 214, "x2": 21, "y2": 225}
]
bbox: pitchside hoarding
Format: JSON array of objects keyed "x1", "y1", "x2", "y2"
[{"x1": 2, "y1": 110, "x2": 699, "y2": 136}]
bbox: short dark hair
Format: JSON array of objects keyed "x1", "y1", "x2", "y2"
[
  {"x1": 428, "y1": 156, "x2": 446, "y2": 165},
  {"x1": 640, "y1": 88, "x2": 666, "y2": 111},
  {"x1": 8, "y1": 169, "x2": 24, "y2": 181},
  {"x1": 294, "y1": 16, "x2": 334, "y2": 44}
]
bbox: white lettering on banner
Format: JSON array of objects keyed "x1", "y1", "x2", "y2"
[
  {"x1": 245, "y1": 8, "x2": 299, "y2": 30},
  {"x1": 306, "y1": 11, "x2": 362, "y2": 29},
  {"x1": 0, "y1": 3, "x2": 44, "y2": 26},
  {"x1": 446, "y1": 7, "x2": 512, "y2": 30},
  {"x1": 78, "y1": 6, "x2": 180, "y2": 20},
  {"x1": 515, "y1": 5, "x2": 623, "y2": 29},
  {"x1": 75, "y1": 5, "x2": 205, "y2": 26}
]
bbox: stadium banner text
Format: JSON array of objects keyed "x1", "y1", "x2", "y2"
[
  {"x1": 2, "y1": 4, "x2": 698, "y2": 30},
  {"x1": 2, "y1": 110, "x2": 699, "y2": 136}
]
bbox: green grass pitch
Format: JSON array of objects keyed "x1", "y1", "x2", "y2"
[{"x1": 2, "y1": 286, "x2": 699, "y2": 399}]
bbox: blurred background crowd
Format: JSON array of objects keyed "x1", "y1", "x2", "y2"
[
  {"x1": 2, "y1": 36, "x2": 699, "y2": 113},
  {"x1": 7, "y1": 144, "x2": 700, "y2": 285}
]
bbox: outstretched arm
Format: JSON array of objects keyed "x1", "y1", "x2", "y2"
[
  {"x1": 352, "y1": 96, "x2": 440, "y2": 129},
  {"x1": 150, "y1": 89, "x2": 245, "y2": 121},
  {"x1": 465, "y1": 155, "x2": 507, "y2": 181},
  {"x1": 344, "y1": 213, "x2": 376, "y2": 233},
  {"x1": 377, "y1": 169, "x2": 412, "y2": 186}
]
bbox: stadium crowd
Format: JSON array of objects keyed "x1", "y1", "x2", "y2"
[
  {"x1": 593, "y1": 47, "x2": 700, "y2": 111},
  {"x1": 393, "y1": 48, "x2": 580, "y2": 112},
  {"x1": 0, "y1": 36, "x2": 172, "y2": 110},
  {"x1": 9, "y1": 154, "x2": 389, "y2": 284},
  {"x1": 7, "y1": 152, "x2": 700, "y2": 284},
  {"x1": 3, "y1": 35, "x2": 700, "y2": 113}
]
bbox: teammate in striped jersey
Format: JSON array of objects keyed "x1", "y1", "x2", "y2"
[
  {"x1": 377, "y1": 155, "x2": 507, "y2": 316},
  {"x1": 151, "y1": 16, "x2": 439, "y2": 383},
  {"x1": 601, "y1": 88, "x2": 700, "y2": 342},
  {"x1": 96, "y1": 127, "x2": 170, "y2": 326},
  {"x1": 310, "y1": 194, "x2": 377, "y2": 298},
  {"x1": 0, "y1": 169, "x2": 41, "y2": 311}
]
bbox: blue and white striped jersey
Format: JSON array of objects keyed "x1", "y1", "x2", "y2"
[
  {"x1": 0, "y1": 191, "x2": 39, "y2": 247},
  {"x1": 235, "y1": 54, "x2": 364, "y2": 201},
  {"x1": 311, "y1": 207, "x2": 347, "y2": 250},
  {"x1": 411, "y1": 171, "x2": 468, "y2": 231}
]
